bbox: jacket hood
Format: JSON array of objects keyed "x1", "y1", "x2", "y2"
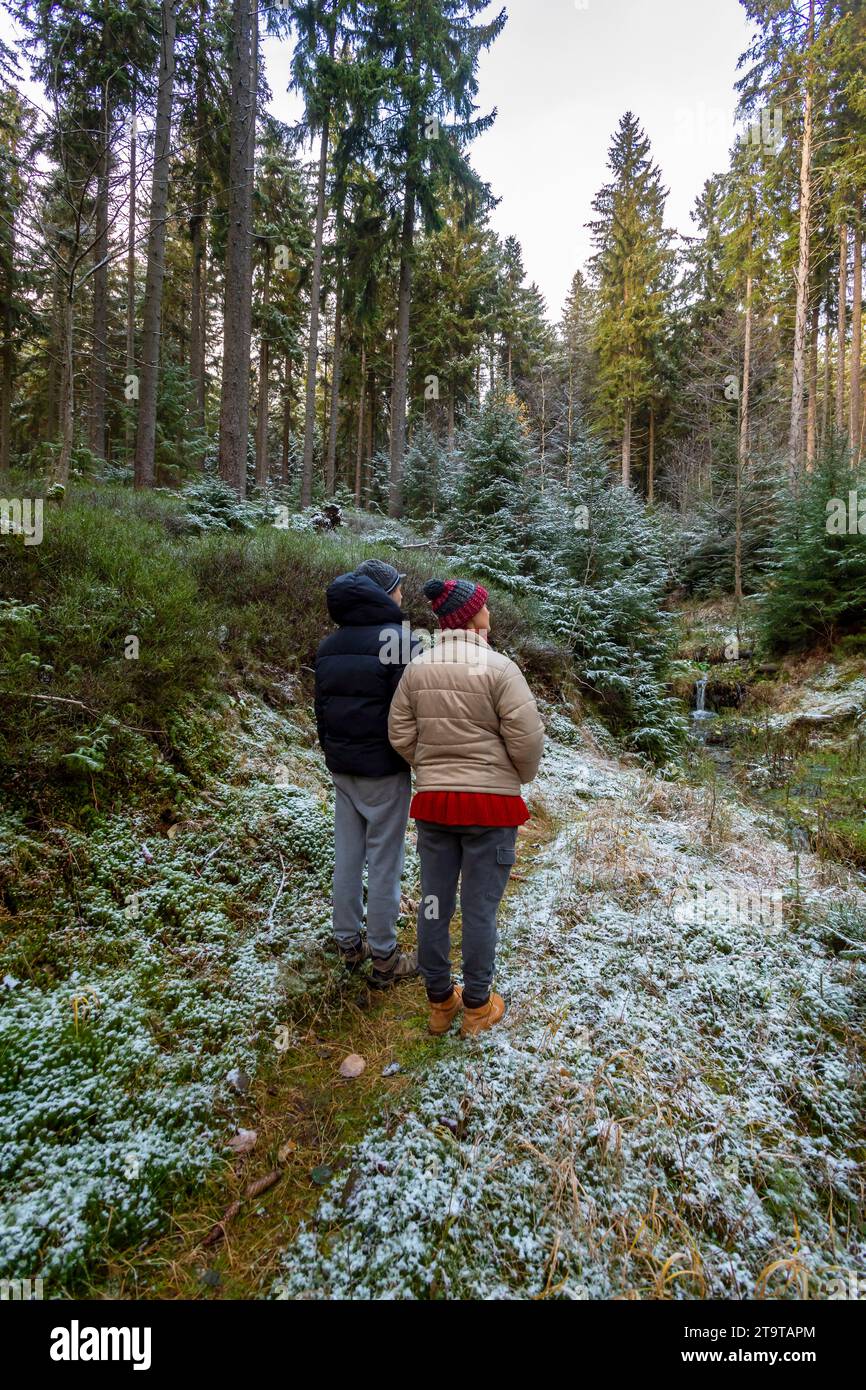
[{"x1": 327, "y1": 572, "x2": 404, "y2": 628}]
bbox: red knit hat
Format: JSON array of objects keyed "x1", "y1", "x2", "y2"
[{"x1": 424, "y1": 578, "x2": 489, "y2": 630}]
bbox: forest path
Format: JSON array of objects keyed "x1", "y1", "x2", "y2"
[{"x1": 269, "y1": 734, "x2": 866, "y2": 1301}]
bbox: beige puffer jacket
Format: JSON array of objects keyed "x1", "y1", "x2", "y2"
[{"x1": 388, "y1": 630, "x2": 545, "y2": 794}]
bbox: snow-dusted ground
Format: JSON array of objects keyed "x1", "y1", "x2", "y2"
[{"x1": 274, "y1": 735, "x2": 866, "y2": 1300}]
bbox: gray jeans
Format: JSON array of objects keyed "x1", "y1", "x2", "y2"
[
  {"x1": 331, "y1": 770, "x2": 411, "y2": 958},
  {"x1": 415, "y1": 822, "x2": 518, "y2": 1002}
]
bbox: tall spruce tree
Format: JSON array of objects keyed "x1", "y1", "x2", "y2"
[{"x1": 589, "y1": 112, "x2": 674, "y2": 490}]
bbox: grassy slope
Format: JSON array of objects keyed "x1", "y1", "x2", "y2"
[{"x1": 0, "y1": 482, "x2": 561, "y2": 1289}]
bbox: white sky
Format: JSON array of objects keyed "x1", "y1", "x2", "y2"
[
  {"x1": 264, "y1": 0, "x2": 756, "y2": 321},
  {"x1": 3, "y1": 0, "x2": 756, "y2": 321}
]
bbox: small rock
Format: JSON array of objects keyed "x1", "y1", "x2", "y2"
[
  {"x1": 226, "y1": 1068, "x2": 251, "y2": 1096},
  {"x1": 200, "y1": 1269, "x2": 222, "y2": 1289},
  {"x1": 381, "y1": 1062, "x2": 401, "y2": 1077},
  {"x1": 339, "y1": 1053, "x2": 366, "y2": 1079},
  {"x1": 311, "y1": 1165, "x2": 333, "y2": 1186}
]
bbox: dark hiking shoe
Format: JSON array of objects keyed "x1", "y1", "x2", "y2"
[
  {"x1": 338, "y1": 938, "x2": 371, "y2": 972},
  {"x1": 369, "y1": 947, "x2": 420, "y2": 990}
]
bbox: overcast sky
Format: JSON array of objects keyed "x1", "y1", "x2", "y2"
[
  {"x1": 265, "y1": 0, "x2": 757, "y2": 321},
  {"x1": 2, "y1": 0, "x2": 757, "y2": 322}
]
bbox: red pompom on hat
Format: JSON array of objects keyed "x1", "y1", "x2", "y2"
[{"x1": 424, "y1": 577, "x2": 489, "y2": 630}]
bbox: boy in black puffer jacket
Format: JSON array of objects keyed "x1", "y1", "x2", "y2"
[{"x1": 314, "y1": 562, "x2": 419, "y2": 988}]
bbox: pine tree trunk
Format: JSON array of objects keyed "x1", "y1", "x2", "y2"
[
  {"x1": 300, "y1": 117, "x2": 330, "y2": 508},
  {"x1": 133, "y1": 0, "x2": 176, "y2": 489},
  {"x1": 125, "y1": 98, "x2": 136, "y2": 457},
  {"x1": 354, "y1": 339, "x2": 366, "y2": 507},
  {"x1": 821, "y1": 291, "x2": 831, "y2": 451},
  {"x1": 850, "y1": 221, "x2": 862, "y2": 468},
  {"x1": 647, "y1": 406, "x2": 655, "y2": 505},
  {"x1": 788, "y1": 1, "x2": 814, "y2": 482},
  {"x1": 0, "y1": 288, "x2": 12, "y2": 478},
  {"x1": 89, "y1": 83, "x2": 110, "y2": 462},
  {"x1": 217, "y1": 0, "x2": 256, "y2": 497},
  {"x1": 736, "y1": 274, "x2": 753, "y2": 605},
  {"x1": 189, "y1": 7, "x2": 208, "y2": 464},
  {"x1": 255, "y1": 242, "x2": 270, "y2": 487},
  {"x1": 389, "y1": 178, "x2": 415, "y2": 518},
  {"x1": 54, "y1": 282, "x2": 75, "y2": 486},
  {"x1": 806, "y1": 302, "x2": 819, "y2": 470},
  {"x1": 0, "y1": 186, "x2": 15, "y2": 476},
  {"x1": 566, "y1": 356, "x2": 574, "y2": 487},
  {"x1": 46, "y1": 261, "x2": 62, "y2": 441},
  {"x1": 281, "y1": 354, "x2": 292, "y2": 483},
  {"x1": 325, "y1": 272, "x2": 343, "y2": 494},
  {"x1": 837, "y1": 222, "x2": 847, "y2": 432},
  {"x1": 365, "y1": 364, "x2": 375, "y2": 497},
  {"x1": 621, "y1": 406, "x2": 631, "y2": 488}
]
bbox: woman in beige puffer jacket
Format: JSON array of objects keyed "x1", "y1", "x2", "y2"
[{"x1": 388, "y1": 577, "x2": 545, "y2": 1038}]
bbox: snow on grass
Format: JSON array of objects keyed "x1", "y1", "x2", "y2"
[
  {"x1": 0, "y1": 695, "x2": 337, "y2": 1282},
  {"x1": 274, "y1": 738, "x2": 866, "y2": 1300}
]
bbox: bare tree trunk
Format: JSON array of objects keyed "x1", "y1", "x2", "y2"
[
  {"x1": 255, "y1": 241, "x2": 270, "y2": 486},
  {"x1": 89, "y1": 81, "x2": 110, "y2": 462},
  {"x1": 539, "y1": 369, "x2": 547, "y2": 491},
  {"x1": 788, "y1": 0, "x2": 814, "y2": 482},
  {"x1": 133, "y1": 0, "x2": 176, "y2": 489},
  {"x1": 736, "y1": 273, "x2": 753, "y2": 605},
  {"x1": 566, "y1": 356, "x2": 574, "y2": 487},
  {"x1": 125, "y1": 96, "x2": 136, "y2": 458},
  {"x1": 281, "y1": 354, "x2": 292, "y2": 484},
  {"x1": 837, "y1": 222, "x2": 848, "y2": 432},
  {"x1": 621, "y1": 405, "x2": 631, "y2": 488},
  {"x1": 54, "y1": 281, "x2": 75, "y2": 486},
  {"x1": 647, "y1": 406, "x2": 655, "y2": 504},
  {"x1": 821, "y1": 289, "x2": 831, "y2": 451},
  {"x1": 850, "y1": 219, "x2": 862, "y2": 468},
  {"x1": 806, "y1": 302, "x2": 819, "y2": 470},
  {"x1": 354, "y1": 339, "x2": 366, "y2": 507},
  {"x1": 189, "y1": 4, "x2": 208, "y2": 463},
  {"x1": 217, "y1": 0, "x2": 256, "y2": 496},
  {"x1": 0, "y1": 171, "x2": 15, "y2": 476},
  {"x1": 300, "y1": 112, "x2": 331, "y2": 508},
  {"x1": 389, "y1": 178, "x2": 415, "y2": 518},
  {"x1": 325, "y1": 272, "x2": 343, "y2": 493}
]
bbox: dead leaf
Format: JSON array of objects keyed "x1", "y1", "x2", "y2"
[
  {"x1": 339, "y1": 1053, "x2": 366, "y2": 1079},
  {"x1": 227, "y1": 1128, "x2": 257, "y2": 1155},
  {"x1": 245, "y1": 1169, "x2": 282, "y2": 1199},
  {"x1": 166, "y1": 824, "x2": 178, "y2": 839},
  {"x1": 277, "y1": 1139, "x2": 298, "y2": 1164}
]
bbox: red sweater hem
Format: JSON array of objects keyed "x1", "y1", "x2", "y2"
[{"x1": 411, "y1": 791, "x2": 530, "y2": 828}]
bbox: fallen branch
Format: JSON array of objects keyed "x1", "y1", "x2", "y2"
[
  {"x1": 267, "y1": 853, "x2": 287, "y2": 927},
  {"x1": 5, "y1": 692, "x2": 165, "y2": 735}
]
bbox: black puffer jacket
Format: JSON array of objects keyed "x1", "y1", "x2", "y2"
[{"x1": 314, "y1": 573, "x2": 412, "y2": 778}]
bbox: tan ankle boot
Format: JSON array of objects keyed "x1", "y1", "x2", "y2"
[
  {"x1": 461, "y1": 992, "x2": 505, "y2": 1038},
  {"x1": 428, "y1": 986, "x2": 463, "y2": 1036}
]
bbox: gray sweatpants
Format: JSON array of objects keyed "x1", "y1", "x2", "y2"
[
  {"x1": 415, "y1": 822, "x2": 518, "y2": 1002},
  {"x1": 331, "y1": 770, "x2": 412, "y2": 958}
]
